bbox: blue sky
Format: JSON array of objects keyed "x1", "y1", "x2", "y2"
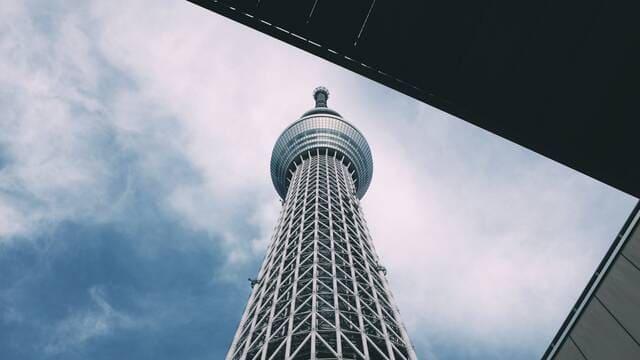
[{"x1": 0, "y1": 1, "x2": 637, "y2": 359}]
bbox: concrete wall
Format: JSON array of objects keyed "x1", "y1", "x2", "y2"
[{"x1": 554, "y1": 212, "x2": 640, "y2": 360}]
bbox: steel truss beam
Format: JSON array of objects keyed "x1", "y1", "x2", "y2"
[{"x1": 227, "y1": 149, "x2": 416, "y2": 360}]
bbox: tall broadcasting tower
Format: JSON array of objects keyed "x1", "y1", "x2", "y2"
[{"x1": 227, "y1": 88, "x2": 417, "y2": 360}]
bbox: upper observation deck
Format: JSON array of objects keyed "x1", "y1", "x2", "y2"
[{"x1": 270, "y1": 87, "x2": 373, "y2": 200}]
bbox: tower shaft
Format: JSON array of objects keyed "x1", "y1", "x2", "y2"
[{"x1": 227, "y1": 150, "x2": 416, "y2": 360}]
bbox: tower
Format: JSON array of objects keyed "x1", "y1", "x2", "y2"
[{"x1": 227, "y1": 88, "x2": 417, "y2": 360}]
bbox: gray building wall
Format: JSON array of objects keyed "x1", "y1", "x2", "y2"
[{"x1": 552, "y1": 204, "x2": 640, "y2": 360}]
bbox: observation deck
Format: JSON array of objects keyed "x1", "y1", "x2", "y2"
[{"x1": 270, "y1": 87, "x2": 373, "y2": 200}]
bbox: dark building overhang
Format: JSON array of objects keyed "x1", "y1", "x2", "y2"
[{"x1": 187, "y1": 0, "x2": 640, "y2": 198}]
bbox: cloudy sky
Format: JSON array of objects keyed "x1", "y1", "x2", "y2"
[{"x1": 0, "y1": 1, "x2": 637, "y2": 359}]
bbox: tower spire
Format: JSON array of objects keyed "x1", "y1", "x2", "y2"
[{"x1": 313, "y1": 86, "x2": 329, "y2": 107}]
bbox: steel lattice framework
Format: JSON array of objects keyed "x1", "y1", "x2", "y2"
[{"x1": 227, "y1": 88, "x2": 417, "y2": 360}]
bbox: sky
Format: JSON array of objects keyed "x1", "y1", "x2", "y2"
[{"x1": 0, "y1": 1, "x2": 637, "y2": 359}]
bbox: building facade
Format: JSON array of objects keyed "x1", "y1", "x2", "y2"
[{"x1": 226, "y1": 88, "x2": 417, "y2": 360}]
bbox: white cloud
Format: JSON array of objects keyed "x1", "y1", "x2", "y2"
[
  {"x1": 0, "y1": 2, "x2": 113, "y2": 242},
  {"x1": 359, "y1": 99, "x2": 636, "y2": 355},
  {"x1": 44, "y1": 287, "x2": 135, "y2": 354},
  {"x1": 83, "y1": 0, "x2": 357, "y2": 261}
]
